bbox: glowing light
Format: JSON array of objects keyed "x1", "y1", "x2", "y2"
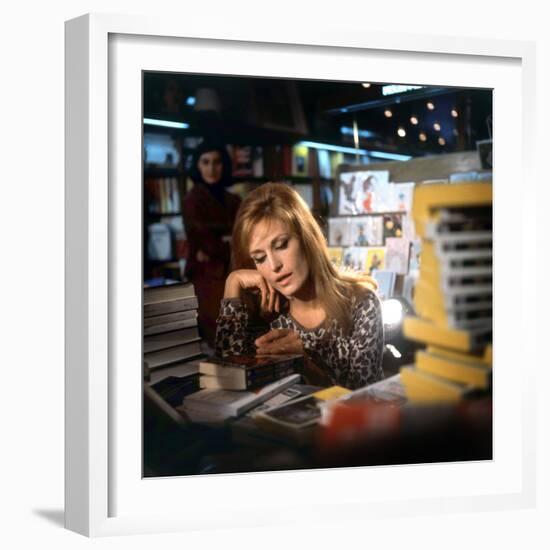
[
  {"x1": 397, "y1": 127, "x2": 407, "y2": 138},
  {"x1": 362, "y1": 83, "x2": 371, "y2": 88},
  {"x1": 438, "y1": 137, "x2": 446, "y2": 146},
  {"x1": 451, "y1": 109, "x2": 458, "y2": 117},
  {"x1": 382, "y1": 299, "x2": 404, "y2": 326},
  {"x1": 384, "y1": 109, "x2": 393, "y2": 118},
  {"x1": 433, "y1": 122, "x2": 441, "y2": 132},
  {"x1": 410, "y1": 116, "x2": 418, "y2": 125},
  {"x1": 382, "y1": 84, "x2": 424, "y2": 96},
  {"x1": 186, "y1": 96, "x2": 196, "y2": 106},
  {"x1": 143, "y1": 118, "x2": 189, "y2": 129},
  {"x1": 427, "y1": 102, "x2": 435, "y2": 110},
  {"x1": 419, "y1": 132, "x2": 427, "y2": 142}
]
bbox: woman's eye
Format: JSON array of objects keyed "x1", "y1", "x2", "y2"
[
  {"x1": 252, "y1": 256, "x2": 266, "y2": 264},
  {"x1": 275, "y1": 240, "x2": 288, "y2": 250}
]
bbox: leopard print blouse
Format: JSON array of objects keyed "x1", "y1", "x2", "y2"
[{"x1": 215, "y1": 290, "x2": 384, "y2": 390}]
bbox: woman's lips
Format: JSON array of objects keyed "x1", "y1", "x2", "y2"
[{"x1": 276, "y1": 273, "x2": 292, "y2": 286}]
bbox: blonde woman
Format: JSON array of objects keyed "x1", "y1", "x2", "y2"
[{"x1": 215, "y1": 183, "x2": 384, "y2": 390}]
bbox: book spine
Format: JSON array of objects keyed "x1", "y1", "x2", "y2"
[
  {"x1": 144, "y1": 296, "x2": 199, "y2": 317},
  {"x1": 143, "y1": 317, "x2": 198, "y2": 336}
]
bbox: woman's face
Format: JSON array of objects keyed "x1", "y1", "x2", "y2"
[
  {"x1": 248, "y1": 218, "x2": 310, "y2": 298},
  {"x1": 197, "y1": 150, "x2": 223, "y2": 185}
]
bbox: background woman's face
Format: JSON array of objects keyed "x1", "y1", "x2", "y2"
[
  {"x1": 197, "y1": 150, "x2": 223, "y2": 185},
  {"x1": 248, "y1": 218, "x2": 310, "y2": 298}
]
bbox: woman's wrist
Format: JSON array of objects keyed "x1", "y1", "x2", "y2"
[{"x1": 223, "y1": 273, "x2": 242, "y2": 299}]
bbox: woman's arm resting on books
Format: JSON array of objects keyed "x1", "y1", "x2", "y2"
[{"x1": 224, "y1": 270, "x2": 280, "y2": 314}]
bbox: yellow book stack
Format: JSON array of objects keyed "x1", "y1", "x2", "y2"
[{"x1": 400, "y1": 181, "x2": 493, "y2": 404}]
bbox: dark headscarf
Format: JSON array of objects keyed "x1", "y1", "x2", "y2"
[{"x1": 189, "y1": 141, "x2": 233, "y2": 203}]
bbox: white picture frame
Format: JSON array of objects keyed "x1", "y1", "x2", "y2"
[{"x1": 65, "y1": 13, "x2": 537, "y2": 537}]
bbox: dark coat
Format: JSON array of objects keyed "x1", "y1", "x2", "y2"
[{"x1": 182, "y1": 184, "x2": 241, "y2": 346}]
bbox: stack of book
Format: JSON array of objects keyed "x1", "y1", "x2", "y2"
[
  {"x1": 176, "y1": 354, "x2": 305, "y2": 422},
  {"x1": 400, "y1": 181, "x2": 493, "y2": 403},
  {"x1": 178, "y1": 373, "x2": 302, "y2": 422},
  {"x1": 198, "y1": 354, "x2": 304, "y2": 390},
  {"x1": 144, "y1": 283, "x2": 205, "y2": 397}
]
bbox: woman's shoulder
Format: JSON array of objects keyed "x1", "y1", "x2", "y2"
[{"x1": 349, "y1": 284, "x2": 381, "y2": 315}]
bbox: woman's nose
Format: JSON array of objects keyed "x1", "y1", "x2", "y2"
[{"x1": 268, "y1": 254, "x2": 282, "y2": 272}]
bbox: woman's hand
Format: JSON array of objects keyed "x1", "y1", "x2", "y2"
[
  {"x1": 224, "y1": 269, "x2": 281, "y2": 314},
  {"x1": 255, "y1": 329, "x2": 303, "y2": 355}
]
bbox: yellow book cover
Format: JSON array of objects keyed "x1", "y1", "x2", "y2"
[
  {"x1": 327, "y1": 246, "x2": 344, "y2": 268},
  {"x1": 400, "y1": 366, "x2": 468, "y2": 403},
  {"x1": 313, "y1": 386, "x2": 351, "y2": 401},
  {"x1": 403, "y1": 316, "x2": 491, "y2": 352},
  {"x1": 292, "y1": 144, "x2": 309, "y2": 177},
  {"x1": 416, "y1": 350, "x2": 491, "y2": 388},
  {"x1": 426, "y1": 345, "x2": 492, "y2": 368},
  {"x1": 412, "y1": 182, "x2": 492, "y2": 236}
]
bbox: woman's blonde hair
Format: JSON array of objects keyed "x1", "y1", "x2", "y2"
[{"x1": 231, "y1": 183, "x2": 378, "y2": 334}]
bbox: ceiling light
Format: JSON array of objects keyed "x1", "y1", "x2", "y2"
[
  {"x1": 438, "y1": 137, "x2": 446, "y2": 146},
  {"x1": 451, "y1": 109, "x2": 458, "y2": 118},
  {"x1": 410, "y1": 116, "x2": 418, "y2": 125},
  {"x1": 384, "y1": 109, "x2": 393, "y2": 118},
  {"x1": 362, "y1": 83, "x2": 371, "y2": 88},
  {"x1": 427, "y1": 102, "x2": 435, "y2": 110},
  {"x1": 433, "y1": 122, "x2": 441, "y2": 132},
  {"x1": 143, "y1": 118, "x2": 189, "y2": 129},
  {"x1": 397, "y1": 127, "x2": 407, "y2": 138},
  {"x1": 419, "y1": 132, "x2": 427, "y2": 142},
  {"x1": 453, "y1": 129, "x2": 459, "y2": 136}
]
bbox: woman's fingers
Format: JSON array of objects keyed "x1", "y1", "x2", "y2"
[
  {"x1": 256, "y1": 331, "x2": 303, "y2": 355},
  {"x1": 258, "y1": 278, "x2": 269, "y2": 311},
  {"x1": 267, "y1": 284, "x2": 276, "y2": 312},
  {"x1": 255, "y1": 329, "x2": 292, "y2": 347}
]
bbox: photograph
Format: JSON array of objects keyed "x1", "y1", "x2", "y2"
[{"x1": 141, "y1": 72, "x2": 494, "y2": 478}]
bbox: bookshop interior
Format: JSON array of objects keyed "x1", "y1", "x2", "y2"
[{"x1": 142, "y1": 73, "x2": 493, "y2": 477}]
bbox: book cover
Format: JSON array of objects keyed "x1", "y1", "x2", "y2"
[
  {"x1": 412, "y1": 182, "x2": 492, "y2": 236},
  {"x1": 144, "y1": 326, "x2": 201, "y2": 353},
  {"x1": 382, "y1": 214, "x2": 403, "y2": 240},
  {"x1": 292, "y1": 144, "x2": 309, "y2": 177},
  {"x1": 199, "y1": 354, "x2": 303, "y2": 388},
  {"x1": 426, "y1": 345, "x2": 492, "y2": 369},
  {"x1": 400, "y1": 366, "x2": 475, "y2": 404},
  {"x1": 328, "y1": 217, "x2": 351, "y2": 246},
  {"x1": 392, "y1": 182, "x2": 415, "y2": 212},
  {"x1": 365, "y1": 247, "x2": 386, "y2": 275},
  {"x1": 143, "y1": 315, "x2": 199, "y2": 336},
  {"x1": 403, "y1": 316, "x2": 492, "y2": 352},
  {"x1": 358, "y1": 171, "x2": 392, "y2": 213},
  {"x1": 327, "y1": 247, "x2": 344, "y2": 268},
  {"x1": 144, "y1": 339, "x2": 204, "y2": 370},
  {"x1": 349, "y1": 216, "x2": 383, "y2": 247},
  {"x1": 180, "y1": 373, "x2": 301, "y2": 419},
  {"x1": 415, "y1": 350, "x2": 491, "y2": 389},
  {"x1": 385, "y1": 237, "x2": 411, "y2": 275},
  {"x1": 372, "y1": 270, "x2": 396, "y2": 300},
  {"x1": 254, "y1": 385, "x2": 351, "y2": 431},
  {"x1": 144, "y1": 308, "x2": 197, "y2": 329},
  {"x1": 338, "y1": 172, "x2": 361, "y2": 215},
  {"x1": 342, "y1": 247, "x2": 368, "y2": 273}
]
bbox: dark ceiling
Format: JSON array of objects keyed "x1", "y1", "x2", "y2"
[{"x1": 143, "y1": 72, "x2": 492, "y2": 158}]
